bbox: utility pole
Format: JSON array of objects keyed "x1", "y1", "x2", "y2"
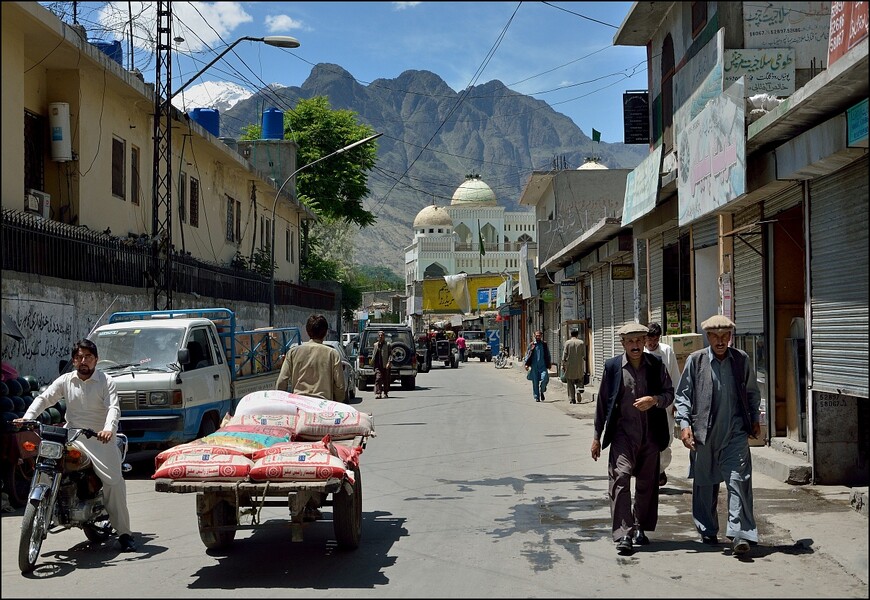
[{"x1": 150, "y1": 1, "x2": 173, "y2": 309}]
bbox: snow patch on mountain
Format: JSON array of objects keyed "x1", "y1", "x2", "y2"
[{"x1": 171, "y1": 81, "x2": 254, "y2": 114}]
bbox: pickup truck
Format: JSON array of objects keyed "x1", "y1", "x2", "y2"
[{"x1": 89, "y1": 308, "x2": 300, "y2": 460}]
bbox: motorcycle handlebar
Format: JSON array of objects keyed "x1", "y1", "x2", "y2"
[{"x1": 12, "y1": 419, "x2": 98, "y2": 440}]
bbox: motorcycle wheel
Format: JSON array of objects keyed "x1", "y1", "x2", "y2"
[
  {"x1": 333, "y1": 466, "x2": 362, "y2": 550},
  {"x1": 18, "y1": 497, "x2": 50, "y2": 573}
]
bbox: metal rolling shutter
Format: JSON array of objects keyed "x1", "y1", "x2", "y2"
[
  {"x1": 545, "y1": 292, "x2": 559, "y2": 364},
  {"x1": 764, "y1": 183, "x2": 803, "y2": 217},
  {"x1": 592, "y1": 267, "x2": 606, "y2": 378},
  {"x1": 603, "y1": 274, "x2": 616, "y2": 362},
  {"x1": 649, "y1": 236, "x2": 664, "y2": 325},
  {"x1": 692, "y1": 215, "x2": 718, "y2": 249},
  {"x1": 809, "y1": 157, "x2": 869, "y2": 397},
  {"x1": 733, "y1": 204, "x2": 764, "y2": 334}
]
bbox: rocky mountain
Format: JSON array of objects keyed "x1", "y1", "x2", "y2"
[{"x1": 221, "y1": 64, "x2": 648, "y2": 276}]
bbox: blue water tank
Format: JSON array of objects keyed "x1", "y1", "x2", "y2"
[
  {"x1": 189, "y1": 108, "x2": 220, "y2": 138},
  {"x1": 262, "y1": 108, "x2": 284, "y2": 140},
  {"x1": 89, "y1": 39, "x2": 123, "y2": 66}
]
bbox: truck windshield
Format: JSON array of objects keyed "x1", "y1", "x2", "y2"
[
  {"x1": 92, "y1": 327, "x2": 184, "y2": 371},
  {"x1": 464, "y1": 331, "x2": 486, "y2": 341}
]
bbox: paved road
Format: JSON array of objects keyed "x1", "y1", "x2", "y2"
[{"x1": 1, "y1": 360, "x2": 866, "y2": 597}]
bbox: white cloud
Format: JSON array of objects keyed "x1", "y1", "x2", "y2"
[
  {"x1": 392, "y1": 2, "x2": 421, "y2": 10},
  {"x1": 264, "y1": 14, "x2": 305, "y2": 33},
  {"x1": 95, "y1": 1, "x2": 253, "y2": 53}
]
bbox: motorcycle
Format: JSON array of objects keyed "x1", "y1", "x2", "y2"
[{"x1": 13, "y1": 419, "x2": 130, "y2": 573}]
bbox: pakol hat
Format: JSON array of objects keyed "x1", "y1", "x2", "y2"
[
  {"x1": 701, "y1": 314, "x2": 736, "y2": 331},
  {"x1": 617, "y1": 322, "x2": 649, "y2": 337}
]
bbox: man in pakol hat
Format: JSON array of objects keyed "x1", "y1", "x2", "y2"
[
  {"x1": 674, "y1": 314, "x2": 762, "y2": 556},
  {"x1": 591, "y1": 321, "x2": 674, "y2": 555}
]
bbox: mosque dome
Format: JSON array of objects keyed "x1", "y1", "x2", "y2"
[
  {"x1": 577, "y1": 158, "x2": 608, "y2": 170},
  {"x1": 413, "y1": 204, "x2": 453, "y2": 229},
  {"x1": 450, "y1": 176, "x2": 497, "y2": 206}
]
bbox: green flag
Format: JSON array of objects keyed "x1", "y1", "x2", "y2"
[
  {"x1": 592, "y1": 128, "x2": 601, "y2": 142},
  {"x1": 478, "y1": 220, "x2": 486, "y2": 256}
]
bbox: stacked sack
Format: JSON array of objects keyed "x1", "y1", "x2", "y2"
[{"x1": 152, "y1": 390, "x2": 373, "y2": 483}]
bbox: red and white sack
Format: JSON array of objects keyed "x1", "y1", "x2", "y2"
[
  {"x1": 294, "y1": 409, "x2": 374, "y2": 441},
  {"x1": 152, "y1": 448, "x2": 253, "y2": 481},
  {"x1": 154, "y1": 442, "x2": 245, "y2": 470},
  {"x1": 234, "y1": 390, "x2": 305, "y2": 417},
  {"x1": 249, "y1": 446, "x2": 348, "y2": 482},
  {"x1": 226, "y1": 413, "x2": 298, "y2": 430},
  {"x1": 252, "y1": 440, "x2": 328, "y2": 461}
]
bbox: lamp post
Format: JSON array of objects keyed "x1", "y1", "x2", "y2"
[
  {"x1": 151, "y1": 34, "x2": 299, "y2": 309},
  {"x1": 269, "y1": 132, "x2": 383, "y2": 326},
  {"x1": 169, "y1": 36, "x2": 300, "y2": 105}
]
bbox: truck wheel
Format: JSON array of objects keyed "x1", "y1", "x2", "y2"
[
  {"x1": 333, "y1": 466, "x2": 362, "y2": 550},
  {"x1": 197, "y1": 414, "x2": 218, "y2": 439},
  {"x1": 197, "y1": 495, "x2": 236, "y2": 551}
]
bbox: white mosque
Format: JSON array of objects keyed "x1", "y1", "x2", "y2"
[{"x1": 404, "y1": 175, "x2": 536, "y2": 309}]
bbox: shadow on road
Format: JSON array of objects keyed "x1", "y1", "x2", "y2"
[{"x1": 185, "y1": 510, "x2": 407, "y2": 590}]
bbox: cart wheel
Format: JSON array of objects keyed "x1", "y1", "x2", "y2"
[
  {"x1": 197, "y1": 495, "x2": 237, "y2": 551},
  {"x1": 333, "y1": 466, "x2": 362, "y2": 550}
]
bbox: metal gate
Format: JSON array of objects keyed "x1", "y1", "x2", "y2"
[
  {"x1": 764, "y1": 183, "x2": 803, "y2": 218},
  {"x1": 809, "y1": 157, "x2": 869, "y2": 397},
  {"x1": 733, "y1": 204, "x2": 764, "y2": 334},
  {"x1": 692, "y1": 215, "x2": 718, "y2": 249}
]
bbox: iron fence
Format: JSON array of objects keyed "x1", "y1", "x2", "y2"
[{"x1": 2, "y1": 209, "x2": 334, "y2": 310}]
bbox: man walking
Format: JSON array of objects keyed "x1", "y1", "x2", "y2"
[
  {"x1": 456, "y1": 332, "x2": 467, "y2": 362},
  {"x1": 675, "y1": 314, "x2": 761, "y2": 556},
  {"x1": 644, "y1": 322, "x2": 681, "y2": 486},
  {"x1": 590, "y1": 322, "x2": 674, "y2": 555},
  {"x1": 276, "y1": 314, "x2": 346, "y2": 402},
  {"x1": 524, "y1": 330, "x2": 551, "y2": 402},
  {"x1": 561, "y1": 329, "x2": 586, "y2": 404},
  {"x1": 371, "y1": 330, "x2": 392, "y2": 399}
]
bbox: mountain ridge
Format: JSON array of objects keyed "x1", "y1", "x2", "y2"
[{"x1": 220, "y1": 63, "x2": 648, "y2": 275}]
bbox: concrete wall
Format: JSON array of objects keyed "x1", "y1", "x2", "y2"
[{"x1": 1, "y1": 271, "x2": 334, "y2": 387}]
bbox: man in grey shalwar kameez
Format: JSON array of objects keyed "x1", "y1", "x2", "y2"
[{"x1": 675, "y1": 314, "x2": 762, "y2": 556}]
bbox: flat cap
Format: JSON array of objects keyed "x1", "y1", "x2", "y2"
[
  {"x1": 617, "y1": 322, "x2": 650, "y2": 336},
  {"x1": 701, "y1": 314, "x2": 736, "y2": 331}
]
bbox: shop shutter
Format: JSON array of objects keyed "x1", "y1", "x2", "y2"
[
  {"x1": 592, "y1": 267, "x2": 606, "y2": 379},
  {"x1": 648, "y1": 235, "x2": 664, "y2": 325},
  {"x1": 764, "y1": 183, "x2": 803, "y2": 218},
  {"x1": 692, "y1": 215, "x2": 718, "y2": 249},
  {"x1": 809, "y1": 156, "x2": 868, "y2": 397},
  {"x1": 733, "y1": 204, "x2": 764, "y2": 334},
  {"x1": 545, "y1": 291, "x2": 560, "y2": 365}
]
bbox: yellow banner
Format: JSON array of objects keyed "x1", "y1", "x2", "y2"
[{"x1": 422, "y1": 275, "x2": 506, "y2": 313}]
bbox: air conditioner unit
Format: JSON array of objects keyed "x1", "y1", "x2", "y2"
[{"x1": 25, "y1": 189, "x2": 51, "y2": 219}]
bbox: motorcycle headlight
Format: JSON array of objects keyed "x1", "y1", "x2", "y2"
[
  {"x1": 38, "y1": 440, "x2": 64, "y2": 460},
  {"x1": 149, "y1": 391, "x2": 169, "y2": 406}
]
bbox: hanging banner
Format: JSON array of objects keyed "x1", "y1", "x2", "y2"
[{"x1": 560, "y1": 283, "x2": 577, "y2": 322}]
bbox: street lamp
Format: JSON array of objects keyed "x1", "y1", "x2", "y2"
[
  {"x1": 269, "y1": 132, "x2": 383, "y2": 326},
  {"x1": 169, "y1": 35, "x2": 300, "y2": 105}
]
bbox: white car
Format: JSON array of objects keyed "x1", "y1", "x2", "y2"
[{"x1": 324, "y1": 340, "x2": 357, "y2": 403}]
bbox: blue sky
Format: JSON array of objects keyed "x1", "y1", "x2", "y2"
[{"x1": 46, "y1": 1, "x2": 647, "y2": 144}]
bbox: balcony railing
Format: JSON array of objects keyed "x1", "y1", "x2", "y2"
[{"x1": 1, "y1": 208, "x2": 333, "y2": 310}]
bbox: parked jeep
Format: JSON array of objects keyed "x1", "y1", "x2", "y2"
[
  {"x1": 357, "y1": 324, "x2": 418, "y2": 391},
  {"x1": 463, "y1": 330, "x2": 492, "y2": 361}
]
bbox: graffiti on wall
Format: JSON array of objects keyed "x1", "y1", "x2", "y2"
[{"x1": 1, "y1": 298, "x2": 76, "y2": 383}]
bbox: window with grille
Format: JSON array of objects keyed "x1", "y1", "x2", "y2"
[
  {"x1": 112, "y1": 136, "x2": 126, "y2": 199},
  {"x1": 235, "y1": 198, "x2": 241, "y2": 242},
  {"x1": 24, "y1": 110, "x2": 45, "y2": 193},
  {"x1": 178, "y1": 172, "x2": 186, "y2": 222},
  {"x1": 226, "y1": 196, "x2": 234, "y2": 241},
  {"x1": 286, "y1": 228, "x2": 294, "y2": 263},
  {"x1": 189, "y1": 178, "x2": 200, "y2": 227},
  {"x1": 131, "y1": 146, "x2": 140, "y2": 205}
]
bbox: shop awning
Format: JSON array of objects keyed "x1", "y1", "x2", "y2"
[{"x1": 539, "y1": 217, "x2": 624, "y2": 272}]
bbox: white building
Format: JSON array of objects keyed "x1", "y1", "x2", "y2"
[{"x1": 404, "y1": 176, "x2": 536, "y2": 329}]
